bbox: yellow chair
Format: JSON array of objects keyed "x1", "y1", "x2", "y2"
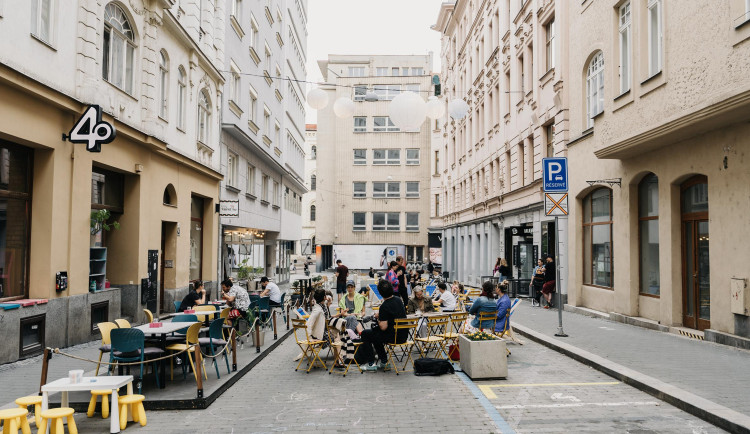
[
  {"x1": 118, "y1": 394, "x2": 147, "y2": 430},
  {"x1": 0, "y1": 408, "x2": 31, "y2": 434},
  {"x1": 114, "y1": 319, "x2": 131, "y2": 328},
  {"x1": 143, "y1": 309, "x2": 154, "y2": 323},
  {"x1": 291, "y1": 318, "x2": 326, "y2": 373},
  {"x1": 39, "y1": 408, "x2": 77, "y2": 434},
  {"x1": 478, "y1": 310, "x2": 498, "y2": 332},
  {"x1": 440, "y1": 312, "x2": 468, "y2": 360},
  {"x1": 14, "y1": 395, "x2": 42, "y2": 428},
  {"x1": 166, "y1": 322, "x2": 207, "y2": 382},
  {"x1": 326, "y1": 324, "x2": 362, "y2": 377},
  {"x1": 385, "y1": 318, "x2": 419, "y2": 375},
  {"x1": 95, "y1": 322, "x2": 118, "y2": 376},
  {"x1": 193, "y1": 305, "x2": 216, "y2": 323},
  {"x1": 87, "y1": 390, "x2": 112, "y2": 419},
  {"x1": 414, "y1": 315, "x2": 450, "y2": 359}
]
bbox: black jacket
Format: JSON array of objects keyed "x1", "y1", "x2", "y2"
[{"x1": 544, "y1": 260, "x2": 555, "y2": 282}]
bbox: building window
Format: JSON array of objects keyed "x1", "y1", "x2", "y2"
[
  {"x1": 353, "y1": 182, "x2": 366, "y2": 198},
  {"x1": 391, "y1": 67, "x2": 400, "y2": 76},
  {"x1": 373, "y1": 182, "x2": 386, "y2": 198},
  {"x1": 353, "y1": 85, "x2": 367, "y2": 101},
  {"x1": 519, "y1": 54, "x2": 525, "y2": 95},
  {"x1": 311, "y1": 145, "x2": 317, "y2": 159},
  {"x1": 274, "y1": 122, "x2": 280, "y2": 144},
  {"x1": 373, "y1": 149, "x2": 386, "y2": 165},
  {"x1": 261, "y1": 174, "x2": 269, "y2": 202},
  {"x1": 249, "y1": 14, "x2": 259, "y2": 48},
  {"x1": 386, "y1": 213, "x2": 400, "y2": 231},
  {"x1": 263, "y1": 106, "x2": 271, "y2": 136},
  {"x1": 310, "y1": 205, "x2": 316, "y2": 221},
  {"x1": 31, "y1": 0, "x2": 54, "y2": 43},
  {"x1": 376, "y1": 67, "x2": 388, "y2": 76},
  {"x1": 264, "y1": 44, "x2": 272, "y2": 69},
  {"x1": 387, "y1": 182, "x2": 400, "y2": 198},
  {"x1": 619, "y1": 2, "x2": 631, "y2": 94},
  {"x1": 0, "y1": 144, "x2": 32, "y2": 301},
  {"x1": 177, "y1": 66, "x2": 186, "y2": 130},
  {"x1": 353, "y1": 212, "x2": 366, "y2": 231},
  {"x1": 387, "y1": 149, "x2": 400, "y2": 165},
  {"x1": 639, "y1": 174, "x2": 659, "y2": 296},
  {"x1": 582, "y1": 188, "x2": 613, "y2": 288},
  {"x1": 373, "y1": 117, "x2": 398, "y2": 132},
  {"x1": 273, "y1": 181, "x2": 279, "y2": 206},
  {"x1": 102, "y1": 3, "x2": 136, "y2": 94},
  {"x1": 406, "y1": 181, "x2": 419, "y2": 198},
  {"x1": 348, "y1": 66, "x2": 365, "y2": 77},
  {"x1": 648, "y1": 0, "x2": 663, "y2": 77},
  {"x1": 230, "y1": 62, "x2": 241, "y2": 104},
  {"x1": 406, "y1": 212, "x2": 418, "y2": 231},
  {"x1": 248, "y1": 85, "x2": 258, "y2": 124},
  {"x1": 231, "y1": 0, "x2": 241, "y2": 21},
  {"x1": 434, "y1": 150, "x2": 440, "y2": 175},
  {"x1": 374, "y1": 85, "x2": 401, "y2": 101},
  {"x1": 353, "y1": 149, "x2": 366, "y2": 165},
  {"x1": 227, "y1": 152, "x2": 238, "y2": 187},
  {"x1": 310, "y1": 174, "x2": 316, "y2": 191},
  {"x1": 406, "y1": 149, "x2": 420, "y2": 165},
  {"x1": 190, "y1": 196, "x2": 204, "y2": 281},
  {"x1": 353, "y1": 117, "x2": 367, "y2": 132},
  {"x1": 158, "y1": 50, "x2": 169, "y2": 119},
  {"x1": 373, "y1": 212, "x2": 386, "y2": 231},
  {"x1": 247, "y1": 164, "x2": 255, "y2": 195},
  {"x1": 545, "y1": 19, "x2": 555, "y2": 71},
  {"x1": 412, "y1": 67, "x2": 424, "y2": 76},
  {"x1": 586, "y1": 51, "x2": 604, "y2": 128},
  {"x1": 197, "y1": 89, "x2": 211, "y2": 144},
  {"x1": 20, "y1": 314, "x2": 45, "y2": 358},
  {"x1": 435, "y1": 194, "x2": 440, "y2": 216}
]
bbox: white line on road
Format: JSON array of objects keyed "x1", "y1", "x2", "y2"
[{"x1": 496, "y1": 401, "x2": 659, "y2": 409}]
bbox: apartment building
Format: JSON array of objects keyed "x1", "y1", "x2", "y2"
[
  {"x1": 300, "y1": 124, "x2": 317, "y2": 258},
  {"x1": 220, "y1": 0, "x2": 308, "y2": 284},
  {"x1": 432, "y1": 0, "x2": 568, "y2": 289},
  {"x1": 315, "y1": 54, "x2": 434, "y2": 271},
  {"x1": 565, "y1": 0, "x2": 750, "y2": 341},
  {"x1": 0, "y1": 0, "x2": 223, "y2": 363}
]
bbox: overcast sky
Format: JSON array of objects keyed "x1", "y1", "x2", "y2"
[{"x1": 305, "y1": 0, "x2": 445, "y2": 123}]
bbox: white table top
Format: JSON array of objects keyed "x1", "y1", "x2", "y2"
[
  {"x1": 134, "y1": 321, "x2": 199, "y2": 335},
  {"x1": 42, "y1": 375, "x2": 133, "y2": 392}
]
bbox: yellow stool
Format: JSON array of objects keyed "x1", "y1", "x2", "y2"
[
  {"x1": 14, "y1": 395, "x2": 42, "y2": 428},
  {"x1": 38, "y1": 408, "x2": 77, "y2": 434},
  {"x1": 87, "y1": 390, "x2": 112, "y2": 419},
  {"x1": 117, "y1": 394, "x2": 146, "y2": 430},
  {"x1": 0, "y1": 408, "x2": 31, "y2": 434}
]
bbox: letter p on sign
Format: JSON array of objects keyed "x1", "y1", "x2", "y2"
[{"x1": 543, "y1": 157, "x2": 568, "y2": 192}]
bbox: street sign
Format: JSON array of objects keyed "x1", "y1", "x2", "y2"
[
  {"x1": 543, "y1": 157, "x2": 568, "y2": 192},
  {"x1": 545, "y1": 193, "x2": 569, "y2": 216},
  {"x1": 219, "y1": 200, "x2": 239, "y2": 216}
]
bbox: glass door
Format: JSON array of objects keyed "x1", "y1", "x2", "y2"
[{"x1": 681, "y1": 176, "x2": 709, "y2": 330}]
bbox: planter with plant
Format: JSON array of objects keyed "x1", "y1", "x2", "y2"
[
  {"x1": 458, "y1": 331, "x2": 507, "y2": 380},
  {"x1": 90, "y1": 209, "x2": 120, "y2": 235}
]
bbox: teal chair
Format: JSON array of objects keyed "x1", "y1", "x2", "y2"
[
  {"x1": 109, "y1": 328, "x2": 164, "y2": 393},
  {"x1": 199, "y1": 318, "x2": 231, "y2": 379},
  {"x1": 166, "y1": 314, "x2": 198, "y2": 343},
  {"x1": 173, "y1": 300, "x2": 181, "y2": 312}
]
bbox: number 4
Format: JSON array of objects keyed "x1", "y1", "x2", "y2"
[{"x1": 65, "y1": 105, "x2": 116, "y2": 152}]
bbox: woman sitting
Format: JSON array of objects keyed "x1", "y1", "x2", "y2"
[
  {"x1": 494, "y1": 281, "x2": 512, "y2": 334},
  {"x1": 469, "y1": 281, "x2": 498, "y2": 330},
  {"x1": 406, "y1": 286, "x2": 435, "y2": 314},
  {"x1": 337, "y1": 280, "x2": 366, "y2": 333}
]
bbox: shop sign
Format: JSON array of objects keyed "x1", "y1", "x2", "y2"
[
  {"x1": 63, "y1": 105, "x2": 116, "y2": 152},
  {"x1": 219, "y1": 200, "x2": 240, "y2": 216},
  {"x1": 508, "y1": 226, "x2": 533, "y2": 237}
]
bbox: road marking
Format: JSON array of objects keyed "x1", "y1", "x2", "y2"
[
  {"x1": 457, "y1": 372, "x2": 516, "y2": 434},
  {"x1": 496, "y1": 401, "x2": 659, "y2": 409},
  {"x1": 550, "y1": 392, "x2": 580, "y2": 402},
  {"x1": 478, "y1": 381, "x2": 620, "y2": 399}
]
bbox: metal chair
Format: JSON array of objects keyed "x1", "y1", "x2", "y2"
[
  {"x1": 198, "y1": 318, "x2": 231, "y2": 379},
  {"x1": 166, "y1": 322, "x2": 207, "y2": 382},
  {"x1": 478, "y1": 310, "x2": 498, "y2": 332},
  {"x1": 326, "y1": 325, "x2": 362, "y2": 377},
  {"x1": 414, "y1": 315, "x2": 450, "y2": 359},
  {"x1": 385, "y1": 318, "x2": 419, "y2": 375},
  {"x1": 143, "y1": 309, "x2": 154, "y2": 323},
  {"x1": 291, "y1": 318, "x2": 326, "y2": 373},
  {"x1": 114, "y1": 319, "x2": 131, "y2": 328},
  {"x1": 255, "y1": 296, "x2": 273, "y2": 330},
  {"x1": 95, "y1": 322, "x2": 118, "y2": 376},
  {"x1": 440, "y1": 312, "x2": 468, "y2": 361},
  {"x1": 109, "y1": 328, "x2": 164, "y2": 393}
]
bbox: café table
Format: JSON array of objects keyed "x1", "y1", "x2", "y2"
[
  {"x1": 41, "y1": 375, "x2": 133, "y2": 434},
  {"x1": 133, "y1": 321, "x2": 200, "y2": 389}
]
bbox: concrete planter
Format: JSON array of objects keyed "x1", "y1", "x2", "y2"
[
  {"x1": 458, "y1": 334, "x2": 507, "y2": 380},
  {"x1": 251, "y1": 329, "x2": 266, "y2": 347}
]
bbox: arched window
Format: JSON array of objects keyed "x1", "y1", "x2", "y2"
[
  {"x1": 163, "y1": 183, "x2": 177, "y2": 206},
  {"x1": 586, "y1": 51, "x2": 604, "y2": 128},
  {"x1": 311, "y1": 145, "x2": 317, "y2": 160},
  {"x1": 177, "y1": 66, "x2": 186, "y2": 130},
  {"x1": 310, "y1": 174, "x2": 316, "y2": 191},
  {"x1": 639, "y1": 174, "x2": 659, "y2": 295},
  {"x1": 310, "y1": 205, "x2": 316, "y2": 222},
  {"x1": 103, "y1": 3, "x2": 136, "y2": 94},
  {"x1": 159, "y1": 50, "x2": 169, "y2": 119},
  {"x1": 197, "y1": 89, "x2": 211, "y2": 144},
  {"x1": 582, "y1": 188, "x2": 612, "y2": 287}
]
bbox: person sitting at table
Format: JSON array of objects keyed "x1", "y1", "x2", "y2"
[
  {"x1": 221, "y1": 279, "x2": 250, "y2": 319},
  {"x1": 406, "y1": 286, "x2": 435, "y2": 315},
  {"x1": 469, "y1": 281, "x2": 498, "y2": 330},
  {"x1": 435, "y1": 283, "x2": 457, "y2": 312},
  {"x1": 338, "y1": 280, "x2": 366, "y2": 333},
  {"x1": 294, "y1": 289, "x2": 331, "y2": 362},
  {"x1": 259, "y1": 276, "x2": 282, "y2": 307},
  {"x1": 178, "y1": 281, "x2": 205, "y2": 312},
  {"x1": 495, "y1": 281, "x2": 512, "y2": 333},
  {"x1": 360, "y1": 280, "x2": 407, "y2": 372}
]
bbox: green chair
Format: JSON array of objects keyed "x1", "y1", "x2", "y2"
[
  {"x1": 109, "y1": 328, "x2": 164, "y2": 393},
  {"x1": 199, "y1": 318, "x2": 231, "y2": 379}
]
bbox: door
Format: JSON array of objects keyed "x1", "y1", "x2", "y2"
[
  {"x1": 681, "y1": 176, "x2": 709, "y2": 330},
  {"x1": 160, "y1": 223, "x2": 166, "y2": 312}
]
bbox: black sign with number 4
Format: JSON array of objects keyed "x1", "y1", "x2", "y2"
[{"x1": 64, "y1": 105, "x2": 116, "y2": 152}]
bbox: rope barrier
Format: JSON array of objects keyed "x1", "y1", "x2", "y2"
[
  {"x1": 197, "y1": 329, "x2": 236, "y2": 359},
  {"x1": 51, "y1": 346, "x2": 191, "y2": 366}
]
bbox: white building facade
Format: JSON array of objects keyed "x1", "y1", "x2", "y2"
[{"x1": 300, "y1": 124, "x2": 317, "y2": 257}]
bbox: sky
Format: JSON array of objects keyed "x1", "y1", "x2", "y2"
[{"x1": 304, "y1": 0, "x2": 446, "y2": 123}]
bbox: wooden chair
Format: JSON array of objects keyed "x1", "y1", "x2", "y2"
[
  {"x1": 325, "y1": 324, "x2": 362, "y2": 377},
  {"x1": 166, "y1": 322, "x2": 207, "y2": 382},
  {"x1": 114, "y1": 319, "x2": 131, "y2": 328},
  {"x1": 95, "y1": 322, "x2": 118, "y2": 376},
  {"x1": 385, "y1": 318, "x2": 419, "y2": 375},
  {"x1": 414, "y1": 315, "x2": 450, "y2": 359},
  {"x1": 143, "y1": 309, "x2": 154, "y2": 323},
  {"x1": 440, "y1": 312, "x2": 468, "y2": 361},
  {"x1": 291, "y1": 318, "x2": 326, "y2": 373}
]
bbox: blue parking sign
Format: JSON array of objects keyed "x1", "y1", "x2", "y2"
[{"x1": 543, "y1": 158, "x2": 568, "y2": 192}]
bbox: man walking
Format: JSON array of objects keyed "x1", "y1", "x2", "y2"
[{"x1": 335, "y1": 259, "x2": 349, "y2": 296}]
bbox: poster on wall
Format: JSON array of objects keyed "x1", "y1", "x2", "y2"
[
  {"x1": 429, "y1": 247, "x2": 443, "y2": 265},
  {"x1": 333, "y1": 245, "x2": 406, "y2": 270}
]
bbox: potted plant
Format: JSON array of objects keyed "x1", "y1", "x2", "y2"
[
  {"x1": 458, "y1": 330, "x2": 507, "y2": 380},
  {"x1": 90, "y1": 209, "x2": 120, "y2": 235}
]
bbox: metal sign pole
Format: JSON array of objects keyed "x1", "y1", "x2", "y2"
[{"x1": 554, "y1": 215, "x2": 567, "y2": 337}]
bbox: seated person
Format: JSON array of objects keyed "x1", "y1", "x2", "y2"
[
  {"x1": 178, "y1": 281, "x2": 206, "y2": 312},
  {"x1": 469, "y1": 281, "x2": 498, "y2": 329},
  {"x1": 406, "y1": 286, "x2": 435, "y2": 315},
  {"x1": 293, "y1": 290, "x2": 331, "y2": 362},
  {"x1": 259, "y1": 276, "x2": 282, "y2": 307},
  {"x1": 337, "y1": 280, "x2": 366, "y2": 333},
  {"x1": 221, "y1": 279, "x2": 250, "y2": 321},
  {"x1": 360, "y1": 280, "x2": 407, "y2": 372},
  {"x1": 435, "y1": 283, "x2": 457, "y2": 312},
  {"x1": 494, "y1": 281, "x2": 512, "y2": 333}
]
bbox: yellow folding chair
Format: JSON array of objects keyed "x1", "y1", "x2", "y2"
[
  {"x1": 95, "y1": 322, "x2": 118, "y2": 376},
  {"x1": 414, "y1": 315, "x2": 450, "y2": 359},
  {"x1": 292, "y1": 318, "x2": 326, "y2": 373},
  {"x1": 193, "y1": 305, "x2": 216, "y2": 323},
  {"x1": 166, "y1": 322, "x2": 208, "y2": 382},
  {"x1": 440, "y1": 312, "x2": 468, "y2": 361},
  {"x1": 385, "y1": 318, "x2": 419, "y2": 375},
  {"x1": 478, "y1": 310, "x2": 498, "y2": 332},
  {"x1": 326, "y1": 324, "x2": 362, "y2": 377}
]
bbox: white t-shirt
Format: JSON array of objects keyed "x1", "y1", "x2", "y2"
[
  {"x1": 265, "y1": 282, "x2": 282, "y2": 304},
  {"x1": 439, "y1": 290, "x2": 457, "y2": 311}
]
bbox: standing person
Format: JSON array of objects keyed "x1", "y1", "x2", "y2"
[
  {"x1": 542, "y1": 255, "x2": 556, "y2": 308},
  {"x1": 497, "y1": 258, "x2": 511, "y2": 281},
  {"x1": 368, "y1": 267, "x2": 375, "y2": 278},
  {"x1": 495, "y1": 281, "x2": 512, "y2": 333},
  {"x1": 335, "y1": 259, "x2": 349, "y2": 296},
  {"x1": 435, "y1": 282, "x2": 457, "y2": 312},
  {"x1": 530, "y1": 259, "x2": 545, "y2": 307},
  {"x1": 259, "y1": 276, "x2": 282, "y2": 307},
  {"x1": 396, "y1": 255, "x2": 409, "y2": 307},
  {"x1": 385, "y1": 261, "x2": 400, "y2": 292},
  {"x1": 178, "y1": 281, "x2": 206, "y2": 312},
  {"x1": 427, "y1": 260, "x2": 434, "y2": 275},
  {"x1": 360, "y1": 280, "x2": 407, "y2": 372}
]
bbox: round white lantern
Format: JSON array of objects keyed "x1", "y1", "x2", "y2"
[
  {"x1": 448, "y1": 99, "x2": 470, "y2": 119},
  {"x1": 425, "y1": 96, "x2": 446, "y2": 120},
  {"x1": 333, "y1": 97, "x2": 355, "y2": 118},
  {"x1": 307, "y1": 88, "x2": 329, "y2": 110},
  {"x1": 388, "y1": 92, "x2": 426, "y2": 130}
]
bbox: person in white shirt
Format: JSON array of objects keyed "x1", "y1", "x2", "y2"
[
  {"x1": 436, "y1": 282, "x2": 457, "y2": 312},
  {"x1": 260, "y1": 276, "x2": 282, "y2": 307}
]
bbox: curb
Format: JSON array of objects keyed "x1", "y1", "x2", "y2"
[{"x1": 513, "y1": 324, "x2": 750, "y2": 434}]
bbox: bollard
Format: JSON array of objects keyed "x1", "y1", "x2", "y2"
[
  {"x1": 231, "y1": 330, "x2": 237, "y2": 371},
  {"x1": 273, "y1": 310, "x2": 277, "y2": 340},
  {"x1": 194, "y1": 345, "x2": 203, "y2": 399},
  {"x1": 255, "y1": 322, "x2": 261, "y2": 353},
  {"x1": 39, "y1": 347, "x2": 51, "y2": 395}
]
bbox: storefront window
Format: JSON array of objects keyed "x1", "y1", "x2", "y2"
[
  {"x1": 91, "y1": 167, "x2": 124, "y2": 248},
  {"x1": 190, "y1": 197, "x2": 204, "y2": 281},
  {"x1": 582, "y1": 188, "x2": 613, "y2": 288},
  {"x1": 639, "y1": 174, "x2": 659, "y2": 296},
  {"x1": 0, "y1": 144, "x2": 32, "y2": 300}
]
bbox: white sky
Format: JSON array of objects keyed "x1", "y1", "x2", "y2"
[{"x1": 304, "y1": 0, "x2": 446, "y2": 123}]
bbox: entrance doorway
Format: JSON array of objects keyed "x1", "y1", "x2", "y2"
[
  {"x1": 160, "y1": 222, "x2": 177, "y2": 312},
  {"x1": 681, "y1": 176, "x2": 709, "y2": 330}
]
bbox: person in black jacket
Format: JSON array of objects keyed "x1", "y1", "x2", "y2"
[{"x1": 542, "y1": 256, "x2": 556, "y2": 308}]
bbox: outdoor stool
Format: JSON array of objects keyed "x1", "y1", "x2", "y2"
[
  {"x1": 14, "y1": 395, "x2": 42, "y2": 428},
  {"x1": 38, "y1": 407, "x2": 77, "y2": 434},
  {"x1": 118, "y1": 394, "x2": 147, "y2": 430},
  {"x1": 0, "y1": 408, "x2": 31, "y2": 434},
  {"x1": 87, "y1": 390, "x2": 112, "y2": 419}
]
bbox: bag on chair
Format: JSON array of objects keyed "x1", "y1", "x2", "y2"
[{"x1": 414, "y1": 358, "x2": 455, "y2": 376}]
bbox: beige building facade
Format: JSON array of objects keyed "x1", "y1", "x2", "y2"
[
  {"x1": 315, "y1": 54, "x2": 434, "y2": 270},
  {"x1": 432, "y1": 0, "x2": 569, "y2": 289},
  {"x1": 565, "y1": 0, "x2": 750, "y2": 339}
]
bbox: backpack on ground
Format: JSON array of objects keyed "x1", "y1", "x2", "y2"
[{"x1": 414, "y1": 358, "x2": 455, "y2": 376}]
